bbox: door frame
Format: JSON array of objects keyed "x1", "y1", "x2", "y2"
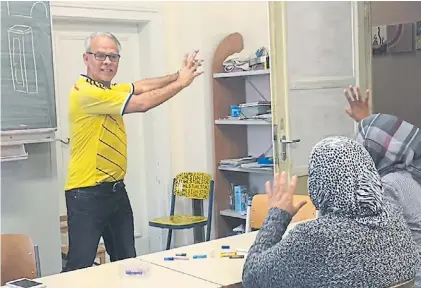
[
  {"x1": 351, "y1": 1, "x2": 373, "y2": 138},
  {"x1": 50, "y1": 1, "x2": 171, "y2": 252},
  {"x1": 269, "y1": 1, "x2": 372, "y2": 177},
  {"x1": 354, "y1": 1, "x2": 373, "y2": 112}
]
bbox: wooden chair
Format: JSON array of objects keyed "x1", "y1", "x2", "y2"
[
  {"x1": 59, "y1": 215, "x2": 106, "y2": 265},
  {"x1": 390, "y1": 278, "x2": 415, "y2": 288},
  {"x1": 0, "y1": 234, "x2": 41, "y2": 286},
  {"x1": 250, "y1": 194, "x2": 316, "y2": 230}
]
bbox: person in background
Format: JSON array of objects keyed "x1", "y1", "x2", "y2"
[
  {"x1": 242, "y1": 136, "x2": 419, "y2": 288},
  {"x1": 345, "y1": 86, "x2": 421, "y2": 287},
  {"x1": 62, "y1": 32, "x2": 203, "y2": 272}
]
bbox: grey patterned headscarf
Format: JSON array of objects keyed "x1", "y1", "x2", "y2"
[
  {"x1": 356, "y1": 113, "x2": 421, "y2": 186},
  {"x1": 308, "y1": 136, "x2": 389, "y2": 227}
]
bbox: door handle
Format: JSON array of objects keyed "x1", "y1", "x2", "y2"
[
  {"x1": 58, "y1": 138, "x2": 70, "y2": 144},
  {"x1": 281, "y1": 139, "x2": 300, "y2": 144},
  {"x1": 281, "y1": 136, "x2": 300, "y2": 161}
]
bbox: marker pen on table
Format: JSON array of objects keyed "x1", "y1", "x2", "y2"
[
  {"x1": 164, "y1": 256, "x2": 189, "y2": 261},
  {"x1": 220, "y1": 252, "x2": 237, "y2": 258},
  {"x1": 229, "y1": 255, "x2": 245, "y2": 259}
]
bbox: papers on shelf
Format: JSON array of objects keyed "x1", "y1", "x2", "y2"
[
  {"x1": 220, "y1": 157, "x2": 256, "y2": 167},
  {"x1": 222, "y1": 113, "x2": 272, "y2": 121},
  {"x1": 240, "y1": 162, "x2": 273, "y2": 170},
  {"x1": 219, "y1": 157, "x2": 274, "y2": 169}
]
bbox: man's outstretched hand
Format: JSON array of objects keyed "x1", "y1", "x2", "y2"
[{"x1": 177, "y1": 50, "x2": 204, "y2": 88}]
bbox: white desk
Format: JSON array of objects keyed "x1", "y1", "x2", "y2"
[
  {"x1": 138, "y1": 221, "x2": 302, "y2": 287},
  {"x1": 4, "y1": 259, "x2": 220, "y2": 288},
  {"x1": 2, "y1": 221, "x2": 307, "y2": 288}
]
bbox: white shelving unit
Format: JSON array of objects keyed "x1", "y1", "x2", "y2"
[
  {"x1": 212, "y1": 53, "x2": 273, "y2": 236},
  {"x1": 218, "y1": 166, "x2": 273, "y2": 174},
  {"x1": 213, "y1": 69, "x2": 270, "y2": 78},
  {"x1": 219, "y1": 209, "x2": 247, "y2": 220},
  {"x1": 211, "y1": 33, "x2": 276, "y2": 238},
  {"x1": 215, "y1": 119, "x2": 271, "y2": 126}
]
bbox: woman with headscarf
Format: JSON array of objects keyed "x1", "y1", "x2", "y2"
[
  {"x1": 242, "y1": 136, "x2": 419, "y2": 288},
  {"x1": 345, "y1": 86, "x2": 421, "y2": 286}
]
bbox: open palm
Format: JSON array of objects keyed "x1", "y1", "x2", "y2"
[
  {"x1": 266, "y1": 171, "x2": 307, "y2": 217},
  {"x1": 344, "y1": 85, "x2": 370, "y2": 122}
]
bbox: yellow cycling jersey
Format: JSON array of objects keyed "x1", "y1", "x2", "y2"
[{"x1": 65, "y1": 74, "x2": 134, "y2": 191}]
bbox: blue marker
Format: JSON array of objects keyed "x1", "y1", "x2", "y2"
[
  {"x1": 221, "y1": 245, "x2": 230, "y2": 249},
  {"x1": 164, "y1": 257, "x2": 175, "y2": 261},
  {"x1": 193, "y1": 254, "x2": 207, "y2": 259}
]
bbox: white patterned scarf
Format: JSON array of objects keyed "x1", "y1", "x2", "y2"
[{"x1": 308, "y1": 136, "x2": 390, "y2": 227}]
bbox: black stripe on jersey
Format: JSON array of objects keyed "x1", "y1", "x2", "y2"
[
  {"x1": 97, "y1": 153, "x2": 126, "y2": 173},
  {"x1": 105, "y1": 115, "x2": 125, "y2": 135},
  {"x1": 96, "y1": 167, "x2": 117, "y2": 181},
  {"x1": 99, "y1": 139, "x2": 127, "y2": 159},
  {"x1": 82, "y1": 74, "x2": 107, "y2": 90},
  {"x1": 102, "y1": 125, "x2": 126, "y2": 146},
  {"x1": 94, "y1": 81, "x2": 105, "y2": 90}
]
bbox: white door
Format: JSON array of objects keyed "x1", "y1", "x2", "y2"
[
  {"x1": 269, "y1": 2, "x2": 370, "y2": 177},
  {"x1": 52, "y1": 19, "x2": 151, "y2": 254}
]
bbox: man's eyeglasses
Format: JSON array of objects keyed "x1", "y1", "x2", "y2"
[{"x1": 87, "y1": 52, "x2": 120, "y2": 62}]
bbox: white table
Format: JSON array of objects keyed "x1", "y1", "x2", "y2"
[
  {"x1": 139, "y1": 231, "x2": 257, "y2": 286},
  {"x1": 3, "y1": 259, "x2": 220, "y2": 288},
  {"x1": 138, "y1": 221, "x2": 303, "y2": 287}
]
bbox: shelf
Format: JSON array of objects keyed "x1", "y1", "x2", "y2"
[
  {"x1": 212, "y1": 33, "x2": 273, "y2": 239},
  {"x1": 220, "y1": 209, "x2": 247, "y2": 220},
  {"x1": 218, "y1": 166, "x2": 273, "y2": 174},
  {"x1": 215, "y1": 119, "x2": 271, "y2": 125},
  {"x1": 213, "y1": 69, "x2": 270, "y2": 78},
  {"x1": 1, "y1": 144, "x2": 29, "y2": 162},
  {"x1": 1, "y1": 128, "x2": 56, "y2": 146}
]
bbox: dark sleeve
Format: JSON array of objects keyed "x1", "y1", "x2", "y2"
[{"x1": 242, "y1": 208, "x2": 305, "y2": 288}]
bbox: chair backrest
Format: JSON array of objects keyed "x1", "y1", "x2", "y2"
[
  {"x1": 250, "y1": 194, "x2": 316, "y2": 230},
  {"x1": 173, "y1": 172, "x2": 213, "y2": 199},
  {"x1": 291, "y1": 195, "x2": 316, "y2": 223},
  {"x1": 390, "y1": 279, "x2": 415, "y2": 288},
  {"x1": 250, "y1": 195, "x2": 269, "y2": 230},
  {"x1": 0, "y1": 234, "x2": 39, "y2": 285}
]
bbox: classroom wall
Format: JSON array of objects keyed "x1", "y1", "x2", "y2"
[
  {"x1": 162, "y1": 1, "x2": 270, "y2": 246},
  {"x1": 371, "y1": 1, "x2": 421, "y2": 128},
  {"x1": 1, "y1": 144, "x2": 62, "y2": 276}
]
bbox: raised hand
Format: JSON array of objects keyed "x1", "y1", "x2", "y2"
[
  {"x1": 344, "y1": 85, "x2": 370, "y2": 122},
  {"x1": 177, "y1": 50, "x2": 203, "y2": 88},
  {"x1": 266, "y1": 171, "x2": 307, "y2": 217}
]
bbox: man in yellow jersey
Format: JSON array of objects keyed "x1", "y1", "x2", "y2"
[{"x1": 62, "y1": 32, "x2": 202, "y2": 272}]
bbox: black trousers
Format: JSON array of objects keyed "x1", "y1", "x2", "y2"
[{"x1": 62, "y1": 180, "x2": 136, "y2": 272}]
